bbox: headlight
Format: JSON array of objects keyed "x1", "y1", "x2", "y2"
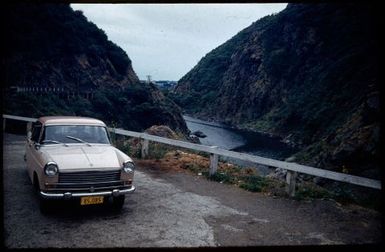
[
  {"x1": 44, "y1": 162, "x2": 58, "y2": 176},
  {"x1": 122, "y1": 160, "x2": 135, "y2": 173}
]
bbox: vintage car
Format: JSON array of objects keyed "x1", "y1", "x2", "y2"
[{"x1": 25, "y1": 116, "x2": 135, "y2": 212}]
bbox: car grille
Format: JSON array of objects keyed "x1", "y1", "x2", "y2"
[
  {"x1": 59, "y1": 170, "x2": 121, "y2": 183},
  {"x1": 56, "y1": 170, "x2": 123, "y2": 190}
]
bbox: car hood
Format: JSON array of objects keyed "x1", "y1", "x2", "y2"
[{"x1": 41, "y1": 144, "x2": 122, "y2": 170}]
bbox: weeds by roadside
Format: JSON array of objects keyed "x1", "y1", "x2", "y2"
[
  {"x1": 136, "y1": 149, "x2": 287, "y2": 194},
  {"x1": 116, "y1": 138, "x2": 381, "y2": 210}
]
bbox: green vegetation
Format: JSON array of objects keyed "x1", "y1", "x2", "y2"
[
  {"x1": 146, "y1": 143, "x2": 173, "y2": 160},
  {"x1": 168, "y1": 19, "x2": 259, "y2": 111},
  {"x1": 206, "y1": 170, "x2": 273, "y2": 193},
  {"x1": 294, "y1": 183, "x2": 333, "y2": 201},
  {"x1": 172, "y1": 3, "x2": 380, "y2": 176},
  {"x1": 209, "y1": 172, "x2": 235, "y2": 184},
  {"x1": 4, "y1": 84, "x2": 186, "y2": 133},
  {"x1": 3, "y1": 4, "x2": 188, "y2": 134},
  {"x1": 238, "y1": 175, "x2": 270, "y2": 192},
  {"x1": 293, "y1": 181, "x2": 382, "y2": 210},
  {"x1": 4, "y1": 4, "x2": 130, "y2": 75}
]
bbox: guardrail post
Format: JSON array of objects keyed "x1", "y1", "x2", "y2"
[
  {"x1": 141, "y1": 138, "x2": 149, "y2": 159},
  {"x1": 3, "y1": 118, "x2": 6, "y2": 131},
  {"x1": 26, "y1": 122, "x2": 32, "y2": 135},
  {"x1": 286, "y1": 170, "x2": 297, "y2": 197},
  {"x1": 209, "y1": 146, "x2": 219, "y2": 176}
]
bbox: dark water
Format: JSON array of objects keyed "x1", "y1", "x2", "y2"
[{"x1": 184, "y1": 115, "x2": 298, "y2": 175}]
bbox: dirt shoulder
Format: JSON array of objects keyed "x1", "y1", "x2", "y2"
[{"x1": 136, "y1": 158, "x2": 383, "y2": 246}]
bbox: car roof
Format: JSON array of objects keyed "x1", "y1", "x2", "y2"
[{"x1": 38, "y1": 116, "x2": 107, "y2": 126}]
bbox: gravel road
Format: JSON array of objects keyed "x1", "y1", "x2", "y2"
[{"x1": 3, "y1": 133, "x2": 382, "y2": 248}]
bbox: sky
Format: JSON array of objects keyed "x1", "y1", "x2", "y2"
[{"x1": 71, "y1": 3, "x2": 287, "y2": 81}]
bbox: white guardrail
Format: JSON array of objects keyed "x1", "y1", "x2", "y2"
[{"x1": 2, "y1": 114, "x2": 382, "y2": 195}]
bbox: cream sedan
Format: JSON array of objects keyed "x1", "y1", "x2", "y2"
[{"x1": 25, "y1": 116, "x2": 135, "y2": 212}]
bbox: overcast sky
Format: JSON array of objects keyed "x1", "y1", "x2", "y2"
[{"x1": 71, "y1": 3, "x2": 287, "y2": 81}]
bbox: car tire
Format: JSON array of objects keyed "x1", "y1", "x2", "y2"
[
  {"x1": 112, "y1": 195, "x2": 125, "y2": 210},
  {"x1": 34, "y1": 174, "x2": 52, "y2": 214},
  {"x1": 39, "y1": 197, "x2": 53, "y2": 214}
]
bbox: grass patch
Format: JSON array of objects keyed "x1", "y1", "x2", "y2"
[
  {"x1": 147, "y1": 143, "x2": 172, "y2": 160},
  {"x1": 184, "y1": 163, "x2": 205, "y2": 174},
  {"x1": 295, "y1": 183, "x2": 333, "y2": 200},
  {"x1": 205, "y1": 168, "x2": 275, "y2": 193},
  {"x1": 327, "y1": 184, "x2": 382, "y2": 211},
  {"x1": 208, "y1": 172, "x2": 235, "y2": 184},
  {"x1": 239, "y1": 175, "x2": 270, "y2": 192},
  {"x1": 293, "y1": 181, "x2": 381, "y2": 211}
]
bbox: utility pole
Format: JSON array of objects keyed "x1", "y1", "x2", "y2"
[{"x1": 146, "y1": 75, "x2": 152, "y2": 84}]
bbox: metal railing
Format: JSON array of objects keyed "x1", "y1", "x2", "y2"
[{"x1": 3, "y1": 114, "x2": 382, "y2": 195}]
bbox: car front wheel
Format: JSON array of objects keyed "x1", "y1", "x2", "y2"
[
  {"x1": 39, "y1": 197, "x2": 53, "y2": 214},
  {"x1": 112, "y1": 195, "x2": 125, "y2": 210},
  {"x1": 34, "y1": 174, "x2": 52, "y2": 214}
]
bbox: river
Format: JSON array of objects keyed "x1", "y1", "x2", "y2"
[{"x1": 183, "y1": 115, "x2": 298, "y2": 175}]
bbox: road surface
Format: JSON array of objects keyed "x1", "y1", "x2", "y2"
[{"x1": 3, "y1": 133, "x2": 382, "y2": 248}]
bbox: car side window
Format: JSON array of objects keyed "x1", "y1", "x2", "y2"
[{"x1": 31, "y1": 122, "x2": 42, "y2": 143}]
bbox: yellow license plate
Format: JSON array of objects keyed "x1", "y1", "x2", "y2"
[{"x1": 80, "y1": 196, "x2": 104, "y2": 205}]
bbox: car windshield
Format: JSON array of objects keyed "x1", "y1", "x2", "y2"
[{"x1": 41, "y1": 125, "x2": 110, "y2": 144}]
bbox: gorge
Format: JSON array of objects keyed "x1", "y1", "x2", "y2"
[{"x1": 172, "y1": 3, "x2": 380, "y2": 178}]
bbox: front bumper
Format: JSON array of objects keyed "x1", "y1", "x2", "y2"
[{"x1": 40, "y1": 186, "x2": 136, "y2": 199}]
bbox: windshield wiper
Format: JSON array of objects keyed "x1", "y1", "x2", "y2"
[
  {"x1": 41, "y1": 139, "x2": 68, "y2": 147},
  {"x1": 66, "y1": 136, "x2": 92, "y2": 146}
]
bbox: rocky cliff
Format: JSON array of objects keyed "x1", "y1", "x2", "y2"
[
  {"x1": 173, "y1": 3, "x2": 381, "y2": 177},
  {"x1": 2, "y1": 3, "x2": 188, "y2": 134}
]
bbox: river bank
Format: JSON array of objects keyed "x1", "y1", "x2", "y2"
[
  {"x1": 184, "y1": 115, "x2": 298, "y2": 159},
  {"x1": 183, "y1": 115, "x2": 298, "y2": 176}
]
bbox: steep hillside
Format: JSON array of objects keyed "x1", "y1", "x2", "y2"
[
  {"x1": 173, "y1": 3, "x2": 381, "y2": 177},
  {"x1": 2, "y1": 3, "x2": 187, "y2": 133}
]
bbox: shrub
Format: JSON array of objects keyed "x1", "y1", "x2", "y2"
[
  {"x1": 208, "y1": 172, "x2": 234, "y2": 184},
  {"x1": 239, "y1": 175, "x2": 269, "y2": 192}
]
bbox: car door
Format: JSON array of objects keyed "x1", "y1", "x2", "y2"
[{"x1": 26, "y1": 121, "x2": 43, "y2": 182}]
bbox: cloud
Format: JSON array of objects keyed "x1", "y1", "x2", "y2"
[{"x1": 71, "y1": 3, "x2": 287, "y2": 80}]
